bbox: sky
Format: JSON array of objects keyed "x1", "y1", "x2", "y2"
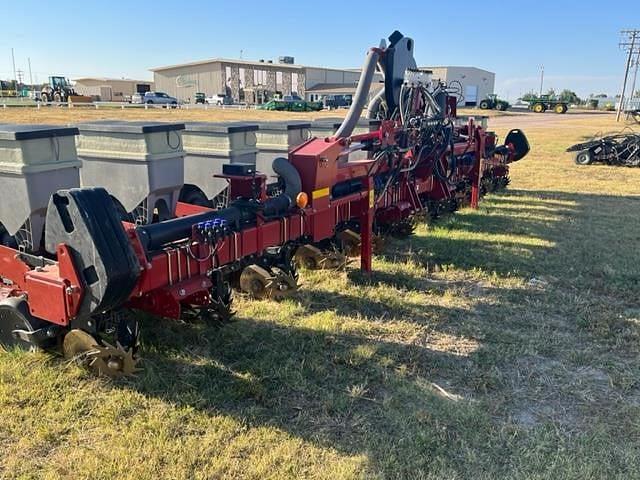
[{"x1": 1, "y1": 0, "x2": 639, "y2": 101}]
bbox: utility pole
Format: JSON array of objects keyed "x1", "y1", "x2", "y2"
[
  {"x1": 617, "y1": 29, "x2": 640, "y2": 122},
  {"x1": 629, "y1": 50, "x2": 640, "y2": 108},
  {"x1": 28, "y1": 57, "x2": 34, "y2": 95},
  {"x1": 11, "y1": 48, "x2": 17, "y2": 93},
  {"x1": 539, "y1": 65, "x2": 544, "y2": 96}
]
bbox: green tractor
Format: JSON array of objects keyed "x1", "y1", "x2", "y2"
[{"x1": 479, "y1": 93, "x2": 510, "y2": 111}]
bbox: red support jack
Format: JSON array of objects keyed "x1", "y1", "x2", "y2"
[
  {"x1": 470, "y1": 127, "x2": 486, "y2": 209},
  {"x1": 359, "y1": 176, "x2": 374, "y2": 272}
]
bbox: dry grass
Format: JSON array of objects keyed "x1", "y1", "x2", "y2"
[
  {"x1": 1, "y1": 109, "x2": 639, "y2": 479},
  {"x1": 0, "y1": 105, "x2": 507, "y2": 125},
  {"x1": 0, "y1": 105, "x2": 346, "y2": 124}
]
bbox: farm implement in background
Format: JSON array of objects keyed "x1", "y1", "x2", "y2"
[
  {"x1": 568, "y1": 130, "x2": 640, "y2": 166},
  {"x1": 527, "y1": 94, "x2": 569, "y2": 114}
]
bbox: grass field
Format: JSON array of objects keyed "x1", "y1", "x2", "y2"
[{"x1": 1, "y1": 109, "x2": 639, "y2": 479}]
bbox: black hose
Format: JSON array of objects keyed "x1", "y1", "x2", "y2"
[
  {"x1": 136, "y1": 157, "x2": 302, "y2": 251},
  {"x1": 263, "y1": 157, "x2": 301, "y2": 216}
]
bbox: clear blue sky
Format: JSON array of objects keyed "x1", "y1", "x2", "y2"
[{"x1": 1, "y1": 0, "x2": 639, "y2": 100}]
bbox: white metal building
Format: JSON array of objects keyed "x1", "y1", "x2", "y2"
[
  {"x1": 422, "y1": 66, "x2": 495, "y2": 106},
  {"x1": 73, "y1": 77, "x2": 154, "y2": 102},
  {"x1": 150, "y1": 57, "x2": 380, "y2": 104}
]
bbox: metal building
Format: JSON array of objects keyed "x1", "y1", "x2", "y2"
[
  {"x1": 73, "y1": 77, "x2": 154, "y2": 102},
  {"x1": 150, "y1": 57, "x2": 375, "y2": 105},
  {"x1": 422, "y1": 66, "x2": 495, "y2": 106}
]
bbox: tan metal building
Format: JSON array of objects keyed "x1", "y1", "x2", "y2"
[
  {"x1": 422, "y1": 66, "x2": 495, "y2": 107},
  {"x1": 73, "y1": 77, "x2": 154, "y2": 102},
  {"x1": 150, "y1": 58, "x2": 373, "y2": 105}
]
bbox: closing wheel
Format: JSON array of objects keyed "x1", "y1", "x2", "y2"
[
  {"x1": 294, "y1": 244, "x2": 346, "y2": 270},
  {"x1": 63, "y1": 329, "x2": 140, "y2": 377},
  {"x1": 337, "y1": 229, "x2": 361, "y2": 257},
  {"x1": 575, "y1": 150, "x2": 593, "y2": 165},
  {"x1": 532, "y1": 103, "x2": 545, "y2": 113},
  {"x1": 372, "y1": 234, "x2": 386, "y2": 254},
  {"x1": 239, "y1": 264, "x2": 297, "y2": 300}
]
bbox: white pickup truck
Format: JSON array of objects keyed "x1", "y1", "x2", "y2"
[{"x1": 206, "y1": 94, "x2": 232, "y2": 105}]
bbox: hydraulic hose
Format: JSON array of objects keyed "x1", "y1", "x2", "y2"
[
  {"x1": 263, "y1": 157, "x2": 302, "y2": 216},
  {"x1": 136, "y1": 157, "x2": 303, "y2": 251},
  {"x1": 366, "y1": 89, "x2": 385, "y2": 120},
  {"x1": 334, "y1": 48, "x2": 380, "y2": 138}
]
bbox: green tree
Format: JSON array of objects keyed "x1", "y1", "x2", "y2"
[
  {"x1": 521, "y1": 91, "x2": 537, "y2": 102},
  {"x1": 558, "y1": 89, "x2": 581, "y2": 104}
]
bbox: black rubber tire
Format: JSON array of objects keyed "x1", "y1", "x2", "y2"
[
  {"x1": 179, "y1": 187, "x2": 212, "y2": 208},
  {"x1": 53, "y1": 93, "x2": 62, "y2": 103},
  {"x1": 0, "y1": 298, "x2": 53, "y2": 352},
  {"x1": 555, "y1": 104, "x2": 567, "y2": 114},
  {"x1": 146, "y1": 100, "x2": 153, "y2": 104},
  {"x1": 496, "y1": 103, "x2": 508, "y2": 111},
  {"x1": 575, "y1": 150, "x2": 593, "y2": 165},
  {"x1": 533, "y1": 103, "x2": 546, "y2": 113},
  {"x1": 479, "y1": 100, "x2": 490, "y2": 109},
  {"x1": 0, "y1": 223, "x2": 17, "y2": 249}
]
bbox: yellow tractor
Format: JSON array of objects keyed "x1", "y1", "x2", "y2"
[{"x1": 40, "y1": 76, "x2": 91, "y2": 103}]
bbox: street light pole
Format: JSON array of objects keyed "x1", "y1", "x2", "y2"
[{"x1": 539, "y1": 65, "x2": 544, "y2": 96}]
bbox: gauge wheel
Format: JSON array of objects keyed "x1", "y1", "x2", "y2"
[{"x1": 575, "y1": 150, "x2": 593, "y2": 165}]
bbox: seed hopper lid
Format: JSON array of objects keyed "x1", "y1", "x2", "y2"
[
  {"x1": 0, "y1": 124, "x2": 79, "y2": 141},
  {"x1": 184, "y1": 122, "x2": 259, "y2": 134},
  {"x1": 256, "y1": 120, "x2": 312, "y2": 131},
  {"x1": 311, "y1": 118, "x2": 344, "y2": 129},
  {"x1": 76, "y1": 120, "x2": 185, "y2": 134}
]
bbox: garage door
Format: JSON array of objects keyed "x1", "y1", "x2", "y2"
[{"x1": 465, "y1": 85, "x2": 478, "y2": 106}]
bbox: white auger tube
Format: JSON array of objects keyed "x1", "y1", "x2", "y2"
[{"x1": 334, "y1": 48, "x2": 381, "y2": 139}]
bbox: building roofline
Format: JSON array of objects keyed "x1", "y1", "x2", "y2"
[
  {"x1": 421, "y1": 66, "x2": 495, "y2": 74},
  {"x1": 150, "y1": 58, "x2": 304, "y2": 72},
  {"x1": 74, "y1": 77, "x2": 154, "y2": 83},
  {"x1": 150, "y1": 57, "x2": 365, "y2": 74}
]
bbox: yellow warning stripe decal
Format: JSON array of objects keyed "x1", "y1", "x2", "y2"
[{"x1": 312, "y1": 187, "x2": 330, "y2": 200}]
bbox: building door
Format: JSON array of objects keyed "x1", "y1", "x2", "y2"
[{"x1": 465, "y1": 85, "x2": 478, "y2": 106}]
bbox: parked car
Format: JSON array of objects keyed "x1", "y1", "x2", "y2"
[
  {"x1": 282, "y1": 94, "x2": 304, "y2": 102},
  {"x1": 323, "y1": 94, "x2": 352, "y2": 109},
  {"x1": 132, "y1": 91, "x2": 178, "y2": 106},
  {"x1": 206, "y1": 93, "x2": 232, "y2": 105}
]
